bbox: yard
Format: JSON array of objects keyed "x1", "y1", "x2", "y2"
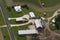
[{"x1": 2, "y1": 0, "x2": 29, "y2": 18}]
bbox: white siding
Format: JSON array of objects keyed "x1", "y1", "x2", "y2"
[
  {"x1": 29, "y1": 12, "x2": 35, "y2": 18},
  {"x1": 18, "y1": 30, "x2": 38, "y2": 35},
  {"x1": 14, "y1": 6, "x2": 22, "y2": 12}
]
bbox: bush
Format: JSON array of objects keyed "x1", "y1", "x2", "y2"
[{"x1": 7, "y1": 6, "x2": 11, "y2": 11}]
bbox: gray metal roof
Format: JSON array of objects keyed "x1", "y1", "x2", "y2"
[
  {"x1": 18, "y1": 30, "x2": 38, "y2": 35},
  {"x1": 34, "y1": 19, "x2": 43, "y2": 28},
  {"x1": 29, "y1": 12, "x2": 36, "y2": 18}
]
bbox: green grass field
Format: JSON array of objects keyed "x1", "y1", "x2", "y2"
[
  {"x1": 30, "y1": 7, "x2": 54, "y2": 17},
  {"x1": 13, "y1": 0, "x2": 40, "y2": 6},
  {"x1": 41, "y1": 0, "x2": 60, "y2": 6},
  {"x1": 2, "y1": 0, "x2": 27, "y2": 18},
  {"x1": 9, "y1": 19, "x2": 17, "y2": 24},
  {"x1": 1, "y1": 27, "x2": 10, "y2": 40},
  {"x1": 12, "y1": 25, "x2": 28, "y2": 40},
  {"x1": 13, "y1": 0, "x2": 60, "y2": 6},
  {"x1": 0, "y1": 11, "x2": 5, "y2": 26},
  {"x1": 2, "y1": 0, "x2": 31, "y2": 18}
]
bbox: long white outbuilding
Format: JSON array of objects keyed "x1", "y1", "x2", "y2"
[{"x1": 18, "y1": 30, "x2": 38, "y2": 35}]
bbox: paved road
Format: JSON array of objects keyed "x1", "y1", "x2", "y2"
[{"x1": 0, "y1": 0, "x2": 15, "y2": 40}]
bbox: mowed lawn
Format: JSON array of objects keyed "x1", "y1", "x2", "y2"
[
  {"x1": 13, "y1": 0, "x2": 60, "y2": 6},
  {"x1": 2, "y1": 0, "x2": 30, "y2": 18},
  {"x1": 12, "y1": 25, "x2": 28, "y2": 40},
  {"x1": 0, "y1": 11, "x2": 5, "y2": 26}
]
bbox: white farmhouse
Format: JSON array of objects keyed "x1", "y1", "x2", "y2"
[{"x1": 14, "y1": 6, "x2": 22, "y2": 12}]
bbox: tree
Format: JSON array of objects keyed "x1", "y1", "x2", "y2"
[
  {"x1": 7, "y1": 6, "x2": 11, "y2": 11},
  {"x1": 55, "y1": 14, "x2": 60, "y2": 30}
]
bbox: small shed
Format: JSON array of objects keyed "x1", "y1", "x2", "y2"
[
  {"x1": 18, "y1": 30, "x2": 38, "y2": 35},
  {"x1": 14, "y1": 6, "x2": 22, "y2": 12},
  {"x1": 29, "y1": 12, "x2": 36, "y2": 18},
  {"x1": 52, "y1": 18, "x2": 55, "y2": 24}
]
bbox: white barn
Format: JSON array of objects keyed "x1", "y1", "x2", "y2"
[
  {"x1": 18, "y1": 30, "x2": 38, "y2": 35},
  {"x1": 14, "y1": 6, "x2": 22, "y2": 12},
  {"x1": 34, "y1": 19, "x2": 43, "y2": 29},
  {"x1": 29, "y1": 12, "x2": 36, "y2": 18}
]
